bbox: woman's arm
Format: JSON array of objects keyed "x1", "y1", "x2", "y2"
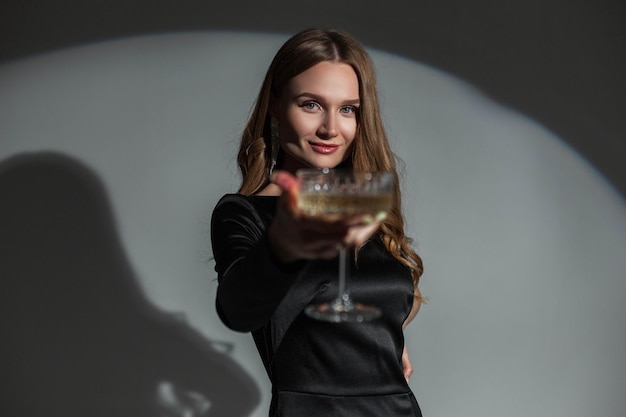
[
  {"x1": 212, "y1": 171, "x2": 388, "y2": 332},
  {"x1": 211, "y1": 195, "x2": 305, "y2": 332}
]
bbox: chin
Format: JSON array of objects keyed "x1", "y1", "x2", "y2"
[
  {"x1": 312, "y1": 157, "x2": 352, "y2": 170},
  {"x1": 283, "y1": 153, "x2": 350, "y2": 172}
]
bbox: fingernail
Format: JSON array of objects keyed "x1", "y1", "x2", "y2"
[
  {"x1": 362, "y1": 215, "x2": 374, "y2": 225},
  {"x1": 375, "y1": 211, "x2": 388, "y2": 222}
]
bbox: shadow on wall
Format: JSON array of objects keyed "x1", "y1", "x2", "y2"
[{"x1": 0, "y1": 151, "x2": 259, "y2": 417}]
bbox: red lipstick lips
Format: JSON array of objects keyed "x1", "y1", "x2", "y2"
[{"x1": 310, "y1": 143, "x2": 339, "y2": 154}]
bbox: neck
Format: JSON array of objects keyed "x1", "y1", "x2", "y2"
[{"x1": 255, "y1": 182, "x2": 282, "y2": 196}]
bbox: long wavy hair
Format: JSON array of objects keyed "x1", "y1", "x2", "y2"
[{"x1": 236, "y1": 28, "x2": 424, "y2": 290}]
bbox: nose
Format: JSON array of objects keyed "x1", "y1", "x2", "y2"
[{"x1": 317, "y1": 112, "x2": 338, "y2": 139}]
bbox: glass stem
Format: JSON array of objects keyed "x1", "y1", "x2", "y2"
[{"x1": 337, "y1": 246, "x2": 348, "y2": 301}]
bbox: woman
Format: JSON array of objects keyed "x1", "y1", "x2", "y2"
[{"x1": 211, "y1": 28, "x2": 424, "y2": 416}]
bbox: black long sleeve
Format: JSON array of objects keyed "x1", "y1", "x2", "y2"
[{"x1": 210, "y1": 194, "x2": 306, "y2": 332}]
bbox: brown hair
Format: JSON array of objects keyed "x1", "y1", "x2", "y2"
[{"x1": 236, "y1": 28, "x2": 424, "y2": 289}]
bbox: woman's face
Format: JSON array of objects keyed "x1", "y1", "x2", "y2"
[{"x1": 274, "y1": 61, "x2": 360, "y2": 173}]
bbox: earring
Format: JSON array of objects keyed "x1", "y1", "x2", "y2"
[{"x1": 270, "y1": 117, "x2": 280, "y2": 175}]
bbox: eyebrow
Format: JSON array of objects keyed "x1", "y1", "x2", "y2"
[{"x1": 294, "y1": 92, "x2": 360, "y2": 106}]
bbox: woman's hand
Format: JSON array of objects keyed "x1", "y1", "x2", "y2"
[
  {"x1": 267, "y1": 170, "x2": 382, "y2": 263},
  {"x1": 402, "y1": 344, "x2": 413, "y2": 382}
]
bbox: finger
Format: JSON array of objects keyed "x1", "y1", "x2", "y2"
[
  {"x1": 286, "y1": 240, "x2": 341, "y2": 261},
  {"x1": 402, "y1": 345, "x2": 413, "y2": 382},
  {"x1": 343, "y1": 221, "x2": 382, "y2": 247},
  {"x1": 297, "y1": 230, "x2": 346, "y2": 252},
  {"x1": 271, "y1": 170, "x2": 300, "y2": 209},
  {"x1": 270, "y1": 169, "x2": 299, "y2": 191},
  {"x1": 403, "y1": 363, "x2": 413, "y2": 382},
  {"x1": 313, "y1": 244, "x2": 342, "y2": 260},
  {"x1": 403, "y1": 348, "x2": 413, "y2": 379},
  {"x1": 341, "y1": 211, "x2": 387, "y2": 228}
]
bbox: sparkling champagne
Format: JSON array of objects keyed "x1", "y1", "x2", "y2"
[{"x1": 298, "y1": 192, "x2": 392, "y2": 217}]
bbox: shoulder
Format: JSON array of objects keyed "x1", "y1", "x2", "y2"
[
  {"x1": 212, "y1": 193, "x2": 255, "y2": 220},
  {"x1": 213, "y1": 193, "x2": 277, "y2": 211},
  {"x1": 212, "y1": 193, "x2": 277, "y2": 225},
  {"x1": 214, "y1": 193, "x2": 249, "y2": 209}
]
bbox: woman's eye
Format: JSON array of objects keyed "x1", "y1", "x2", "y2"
[
  {"x1": 301, "y1": 101, "x2": 320, "y2": 110},
  {"x1": 340, "y1": 106, "x2": 358, "y2": 115}
]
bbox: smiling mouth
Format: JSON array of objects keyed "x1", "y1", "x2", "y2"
[{"x1": 310, "y1": 142, "x2": 339, "y2": 155}]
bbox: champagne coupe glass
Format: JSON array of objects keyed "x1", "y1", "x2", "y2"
[{"x1": 296, "y1": 168, "x2": 394, "y2": 323}]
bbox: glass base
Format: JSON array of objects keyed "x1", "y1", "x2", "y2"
[{"x1": 305, "y1": 298, "x2": 381, "y2": 323}]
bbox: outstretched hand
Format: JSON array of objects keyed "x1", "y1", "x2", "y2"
[{"x1": 267, "y1": 170, "x2": 383, "y2": 263}]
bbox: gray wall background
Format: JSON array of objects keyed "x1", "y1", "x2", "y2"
[{"x1": 1, "y1": 2, "x2": 625, "y2": 417}]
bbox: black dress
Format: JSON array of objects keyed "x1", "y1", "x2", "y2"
[{"x1": 211, "y1": 194, "x2": 422, "y2": 417}]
